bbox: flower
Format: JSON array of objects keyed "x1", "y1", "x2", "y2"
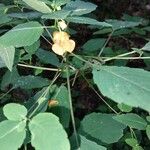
[
  {"x1": 58, "y1": 20, "x2": 67, "y2": 30},
  {"x1": 52, "y1": 31, "x2": 75, "y2": 56}
]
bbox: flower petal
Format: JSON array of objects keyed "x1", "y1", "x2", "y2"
[{"x1": 52, "y1": 43, "x2": 65, "y2": 56}]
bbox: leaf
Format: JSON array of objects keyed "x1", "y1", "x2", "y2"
[
  {"x1": 0, "y1": 14, "x2": 12, "y2": 25},
  {"x1": 0, "y1": 57, "x2": 5, "y2": 68},
  {"x1": 36, "y1": 48, "x2": 60, "y2": 67},
  {"x1": 51, "y1": 85, "x2": 70, "y2": 128},
  {"x1": 0, "y1": 120, "x2": 26, "y2": 150},
  {"x1": 42, "y1": 10, "x2": 71, "y2": 19},
  {"x1": 0, "y1": 45, "x2": 15, "y2": 71},
  {"x1": 80, "y1": 113, "x2": 126, "y2": 144},
  {"x1": 64, "y1": 0, "x2": 97, "y2": 16},
  {"x1": 113, "y1": 113, "x2": 147, "y2": 130},
  {"x1": 146, "y1": 125, "x2": 150, "y2": 140},
  {"x1": 1, "y1": 67, "x2": 19, "y2": 90},
  {"x1": 53, "y1": 0, "x2": 70, "y2": 7},
  {"x1": 8, "y1": 12, "x2": 42, "y2": 19},
  {"x1": 106, "y1": 19, "x2": 140, "y2": 30},
  {"x1": 146, "y1": 116, "x2": 150, "y2": 122},
  {"x1": 142, "y1": 41, "x2": 150, "y2": 51},
  {"x1": 117, "y1": 103, "x2": 132, "y2": 112},
  {"x1": 125, "y1": 138, "x2": 138, "y2": 147},
  {"x1": 23, "y1": 0, "x2": 52, "y2": 13},
  {"x1": 24, "y1": 40, "x2": 40, "y2": 55},
  {"x1": 80, "y1": 135, "x2": 107, "y2": 150},
  {"x1": 93, "y1": 66, "x2": 150, "y2": 112},
  {"x1": 13, "y1": 75, "x2": 49, "y2": 89},
  {"x1": 0, "y1": 21, "x2": 43, "y2": 47},
  {"x1": 29, "y1": 113, "x2": 70, "y2": 150},
  {"x1": 66, "y1": 16, "x2": 112, "y2": 27},
  {"x1": 82, "y1": 38, "x2": 106, "y2": 54},
  {"x1": 133, "y1": 146, "x2": 144, "y2": 150},
  {"x1": 3, "y1": 103, "x2": 27, "y2": 121}
]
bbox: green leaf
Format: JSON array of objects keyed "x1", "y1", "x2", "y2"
[
  {"x1": 133, "y1": 146, "x2": 144, "y2": 150},
  {"x1": 13, "y1": 75, "x2": 49, "y2": 89},
  {"x1": 24, "y1": 40, "x2": 40, "y2": 55},
  {"x1": 66, "y1": 16, "x2": 112, "y2": 27},
  {"x1": 42, "y1": 10, "x2": 71, "y2": 19},
  {"x1": 1, "y1": 67, "x2": 19, "y2": 90},
  {"x1": 0, "y1": 21, "x2": 43, "y2": 47},
  {"x1": 51, "y1": 85, "x2": 70, "y2": 128},
  {"x1": 64, "y1": 0, "x2": 97, "y2": 16},
  {"x1": 82, "y1": 38, "x2": 106, "y2": 54},
  {"x1": 117, "y1": 103, "x2": 132, "y2": 112},
  {"x1": 0, "y1": 120, "x2": 26, "y2": 150},
  {"x1": 80, "y1": 113, "x2": 126, "y2": 144},
  {"x1": 8, "y1": 12, "x2": 42, "y2": 19},
  {"x1": 142, "y1": 41, "x2": 150, "y2": 51},
  {"x1": 146, "y1": 125, "x2": 150, "y2": 140},
  {"x1": 0, "y1": 14, "x2": 12, "y2": 25},
  {"x1": 93, "y1": 66, "x2": 150, "y2": 112},
  {"x1": 125, "y1": 138, "x2": 138, "y2": 147},
  {"x1": 52, "y1": 0, "x2": 70, "y2": 7},
  {"x1": 0, "y1": 57, "x2": 5, "y2": 68},
  {"x1": 0, "y1": 45, "x2": 15, "y2": 71},
  {"x1": 36, "y1": 48, "x2": 60, "y2": 67},
  {"x1": 106, "y1": 19, "x2": 140, "y2": 30},
  {"x1": 23, "y1": 0, "x2": 52, "y2": 13},
  {"x1": 113, "y1": 113, "x2": 147, "y2": 130},
  {"x1": 3, "y1": 103, "x2": 27, "y2": 121},
  {"x1": 146, "y1": 116, "x2": 150, "y2": 122},
  {"x1": 29, "y1": 113, "x2": 70, "y2": 150},
  {"x1": 80, "y1": 135, "x2": 107, "y2": 150}
]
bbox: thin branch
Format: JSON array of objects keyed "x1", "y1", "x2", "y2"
[
  {"x1": 98, "y1": 30, "x2": 114, "y2": 57},
  {"x1": 18, "y1": 63, "x2": 61, "y2": 72}
]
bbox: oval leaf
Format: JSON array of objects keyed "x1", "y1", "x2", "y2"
[
  {"x1": 64, "y1": 0, "x2": 97, "y2": 16},
  {"x1": 146, "y1": 125, "x2": 150, "y2": 140},
  {"x1": 0, "y1": 21, "x2": 43, "y2": 47},
  {"x1": 80, "y1": 135, "x2": 106, "y2": 150},
  {"x1": 23, "y1": 0, "x2": 52, "y2": 13},
  {"x1": 80, "y1": 113, "x2": 126, "y2": 144},
  {"x1": 0, "y1": 45, "x2": 15, "y2": 71},
  {"x1": 13, "y1": 75, "x2": 49, "y2": 89},
  {"x1": 113, "y1": 113, "x2": 147, "y2": 130},
  {"x1": 29, "y1": 113, "x2": 70, "y2": 150},
  {"x1": 3, "y1": 103, "x2": 27, "y2": 121},
  {"x1": 66, "y1": 16, "x2": 112, "y2": 27},
  {"x1": 0, "y1": 120, "x2": 26, "y2": 150},
  {"x1": 93, "y1": 66, "x2": 150, "y2": 112}
]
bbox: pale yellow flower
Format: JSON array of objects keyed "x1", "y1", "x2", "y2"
[
  {"x1": 58, "y1": 20, "x2": 67, "y2": 30},
  {"x1": 52, "y1": 31, "x2": 75, "y2": 56}
]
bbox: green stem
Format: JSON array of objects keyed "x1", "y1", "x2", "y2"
[
  {"x1": 81, "y1": 72, "x2": 119, "y2": 114},
  {"x1": 18, "y1": 63, "x2": 60, "y2": 72},
  {"x1": 66, "y1": 64, "x2": 80, "y2": 149},
  {"x1": 28, "y1": 72, "x2": 61, "y2": 118},
  {"x1": 71, "y1": 53, "x2": 93, "y2": 66},
  {"x1": 98, "y1": 30, "x2": 114, "y2": 57},
  {"x1": 104, "y1": 51, "x2": 137, "y2": 62}
]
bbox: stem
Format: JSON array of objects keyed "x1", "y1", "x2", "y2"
[
  {"x1": 0, "y1": 88, "x2": 14, "y2": 100},
  {"x1": 41, "y1": 35, "x2": 52, "y2": 46},
  {"x1": 81, "y1": 72, "x2": 119, "y2": 114},
  {"x1": 129, "y1": 127, "x2": 137, "y2": 139},
  {"x1": 98, "y1": 30, "x2": 114, "y2": 57},
  {"x1": 18, "y1": 63, "x2": 60, "y2": 72},
  {"x1": 104, "y1": 51, "x2": 137, "y2": 62},
  {"x1": 66, "y1": 64, "x2": 80, "y2": 149},
  {"x1": 104, "y1": 56, "x2": 150, "y2": 60},
  {"x1": 71, "y1": 53, "x2": 93, "y2": 66},
  {"x1": 28, "y1": 72, "x2": 61, "y2": 118},
  {"x1": 24, "y1": 144, "x2": 27, "y2": 150}
]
